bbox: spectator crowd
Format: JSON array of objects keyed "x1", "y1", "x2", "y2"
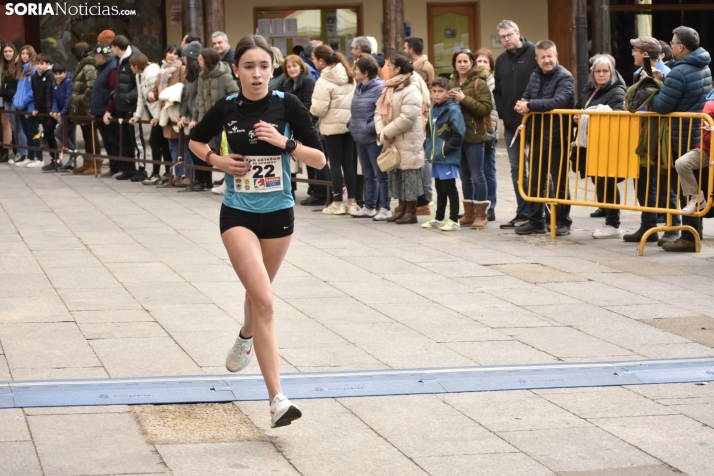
[{"x1": 0, "y1": 20, "x2": 711, "y2": 251}]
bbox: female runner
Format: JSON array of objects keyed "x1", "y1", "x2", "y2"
[{"x1": 189, "y1": 35, "x2": 326, "y2": 428}]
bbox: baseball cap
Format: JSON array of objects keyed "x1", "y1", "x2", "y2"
[
  {"x1": 94, "y1": 43, "x2": 112, "y2": 57},
  {"x1": 630, "y1": 37, "x2": 662, "y2": 57}
]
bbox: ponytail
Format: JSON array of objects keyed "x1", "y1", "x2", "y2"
[{"x1": 314, "y1": 44, "x2": 354, "y2": 84}]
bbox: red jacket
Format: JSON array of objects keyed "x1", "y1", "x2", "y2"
[{"x1": 700, "y1": 99, "x2": 713, "y2": 155}]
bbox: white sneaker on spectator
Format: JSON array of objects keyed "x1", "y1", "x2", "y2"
[
  {"x1": 592, "y1": 225, "x2": 625, "y2": 239},
  {"x1": 225, "y1": 332, "x2": 253, "y2": 372},
  {"x1": 16, "y1": 157, "x2": 33, "y2": 167},
  {"x1": 323, "y1": 203, "x2": 346, "y2": 215},
  {"x1": 270, "y1": 393, "x2": 302, "y2": 428},
  {"x1": 351, "y1": 206, "x2": 376, "y2": 218},
  {"x1": 347, "y1": 203, "x2": 361, "y2": 214},
  {"x1": 373, "y1": 209, "x2": 392, "y2": 221},
  {"x1": 211, "y1": 182, "x2": 226, "y2": 195},
  {"x1": 26, "y1": 159, "x2": 44, "y2": 168},
  {"x1": 681, "y1": 191, "x2": 706, "y2": 215}
]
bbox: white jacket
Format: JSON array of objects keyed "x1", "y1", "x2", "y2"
[
  {"x1": 375, "y1": 81, "x2": 425, "y2": 170},
  {"x1": 310, "y1": 63, "x2": 354, "y2": 136},
  {"x1": 134, "y1": 63, "x2": 161, "y2": 121},
  {"x1": 158, "y1": 82, "x2": 183, "y2": 129}
]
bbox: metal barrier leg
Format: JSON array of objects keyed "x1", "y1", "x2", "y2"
[
  {"x1": 638, "y1": 213, "x2": 702, "y2": 256},
  {"x1": 550, "y1": 204, "x2": 557, "y2": 240}
]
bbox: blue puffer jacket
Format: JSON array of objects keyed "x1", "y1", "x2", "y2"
[
  {"x1": 522, "y1": 63, "x2": 575, "y2": 144},
  {"x1": 425, "y1": 98, "x2": 465, "y2": 165},
  {"x1": 52, "y1": 72, "x2": 73, "y2": 115},
  {"x1": 348, "y1": 78, "x2": 384, "y2": 144},
  {"x1": 13, "y1": 62, "x2": 37, "y2": 111},
  {"x1": 650, "y1": 47, "x2": 712, "y2": 152}
]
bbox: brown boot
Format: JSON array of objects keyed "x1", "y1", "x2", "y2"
[
  {"x1": 471, "y1": 200, "x2": 491, "y2": 229},
  {"x1": 396, "y1": 201, "x2": 417, "y2": 224},
  {"x1": 386, "y1": 200, "x2": 406, "y2": 222},
  {"x1": 82, "y1": 159, "x2": 101, "y2": 175},
  {"x1": 73, "y1": 156, "x2": 90, "y2": 174},
  {"x1": 416, "y1": 204, "x2": 431, "y2": 215},
  {"x1": 459, "y1": 201, "x2": 475, "y2": 226}
]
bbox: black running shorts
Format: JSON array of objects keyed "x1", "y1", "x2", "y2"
[{"x1": 219, "y1": 204, "x2": 294, "y2": 239}]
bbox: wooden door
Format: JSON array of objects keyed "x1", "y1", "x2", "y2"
[{"x1": 427, "y1": 3, "x2": 479, "y2": 78}]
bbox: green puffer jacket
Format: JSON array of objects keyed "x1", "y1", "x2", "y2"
[
  {"x1": 70, "y1": 56, "x2": 97, "y2": 117},
  {"x1": 450, "y1": 67, "x2": 492, "y2": 143},
  {"x1": 626, "y1": 77, "x2": 671, "y2": 169}
]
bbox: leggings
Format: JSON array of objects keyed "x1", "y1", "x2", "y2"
[
  {"x1": 435, "y1": 178, "x2": 460, "y2": 222},
  {"x1": 148, "y1": 124, "x2": 171, "y2": 176},
  {"x1": 324, "y1": 132, "x2": 356, "y2": 202}
]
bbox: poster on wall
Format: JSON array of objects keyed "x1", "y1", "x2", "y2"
[
  {"x1": 285, "y1": 18, "x2": 298, "y2": 37},
  {"x1": 272, "y1": 18, "x2": 285, "y2": 37},
  {"x1": 326, "y1": 11, "x2": 337, "y2": 36},
  {"x1": 328, "y1": 38, "x2": 341, "y2": 52},
  {"x1": 170, "y1": 4, "x2": 182, "y2": 26},
  {"x1": 273, "y1": 38, "x2": 287, "y2": 56},
  {"x1": 257, "y1": 18, "x2": 271, "y2": 38}
]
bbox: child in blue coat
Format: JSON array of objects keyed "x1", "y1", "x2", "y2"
[
  {"x1": 50, "y1": 62, "x2": 76, "y2": 166},
  {"x1": 422, "y1": 78, "x2": 466, "y2": 231}
]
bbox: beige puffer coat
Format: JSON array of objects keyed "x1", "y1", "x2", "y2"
[
  {"x1": 310, "y1": 63, "x2": 354, "y2": 135},
  {"x1": 374, "y1": 81, "x2": 425, "y2": 170}
]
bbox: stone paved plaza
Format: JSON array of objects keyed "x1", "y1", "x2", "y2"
[{"x1": 2, "y1": 152, "x2": 714, "y2": 476}]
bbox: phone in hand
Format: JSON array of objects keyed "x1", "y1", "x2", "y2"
[
  {"x1": 451, "y1": 87, "x2": 461, "y2": 92},
  {"x1": 643, "y1": 56, "x2": 653, "y2": 76}
]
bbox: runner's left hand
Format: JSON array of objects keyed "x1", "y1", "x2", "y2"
[{"x1": 253, "y1": 120, "x2": 288, "y2": 149}]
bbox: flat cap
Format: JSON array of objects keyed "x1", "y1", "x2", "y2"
[{"x1": 630, "y1": 37, "x2": 662, "y2": 56}]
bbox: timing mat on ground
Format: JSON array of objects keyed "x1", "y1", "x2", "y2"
[{"x1": 1, "y1": 357, "x2": 713, "y2": 409}]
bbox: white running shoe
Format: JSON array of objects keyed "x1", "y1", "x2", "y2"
[
  {"x1": 421, "y1": 217, "x2": 444, "y2": 229},
  {"x1": 225, "y1": 332, "x2": 253, "y2": 372},
  {"x1": 347, "y1": 203, "x2": 361, "y2": 215},
  {"x1": 322, "y1": 203, "x2": 346, "y2": 215},
  {"x1": 681, "y1": 191, "x2": 706, "y2": 215},
  {"x1": 373, "y1": 209, "x2": 392, "y2": 221},
  {"x1": 440, "y1": 219, "x2": 461, "y2": 232},
  {"x1": 592, "y1": 225, "x2": 625, "y2": 239},
  {"x1": 26, "y1": 159, "x2": 44, "y2": 168},
  {"x1": 270, "y1": 393, "x2": 302, "y2": 428},
  {"x1": 351, "y1": 206, "x2": 376, "y2": 218},
  {"x1": 15, "y1": 157, "x2": 33, "y2": 167},
  {"x1": 212, "y1": 182, "x2": 226, "y2": 195}
]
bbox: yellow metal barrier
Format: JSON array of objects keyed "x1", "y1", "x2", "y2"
[{"x1": 518, "y1": 109, "x2": 714, "y2": 255}]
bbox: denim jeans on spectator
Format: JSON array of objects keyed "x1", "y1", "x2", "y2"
[
  {"x1": 459, "y1": 142, "x2": 488, "y2": 201},
  {"x1": 484, "y1": 137, "x2": 497, "y2": 214},
  {"x1": 19, "y1": 114, "x2": 40, "y2": 159},
  {"x1": 356, "y1": 141, "x2": 390, "y2": 210},
  {"x1": 168, "y1": 139, "x2": 186, "y2": 176},
  {"x1": 183, "y1": 138, "x2": 194, "y2": 178},
  {"x1": 8, "y1": 104, "x2": 28, "y2": 156},
  {"x1": 635, "y1": 165, "x2": 681, "y2": 229},
  {"x1": 503, "y1": 127, "x2": 529, "y2": 218}
]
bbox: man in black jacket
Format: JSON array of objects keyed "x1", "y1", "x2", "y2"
[
  {"x1": 212, "y1": 31, "x2": 236, "y2": 81},
  {"x1": 514, "y1": 40, "x2": 575, "y2": 236},
  {"x1": 107, "y1": 35, "x2": 145, "y2": 181},
  {"x1": 494, "y1": 20, "x2": 539, "y2": 228}
]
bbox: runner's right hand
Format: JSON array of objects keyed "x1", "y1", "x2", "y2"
[{"x1": 215, "y1": 153, "x2": 251, "y2": 178}]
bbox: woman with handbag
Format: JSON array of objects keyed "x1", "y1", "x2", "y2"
[
  {"x1": 375, "y1": 53, "x2": 425, "y2": 224},
  {"x1": 449, "y1": 49, "x2": 493, "y2": 229},
  {"x1": 349, "y1": 55, "x2": 390, "y2": 220},
  {"x1": 573, "y1": 54, "x2": 627, "y2": 239}
]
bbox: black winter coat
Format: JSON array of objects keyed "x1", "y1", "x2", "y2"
[
  {"x1": 494, "y1": 37, "x2": 539, "y2": 130},
  {"x1": 0, "y1": 75, "x2": 18, "y2": 103},
  {"x1": 576, "y1": 72, "x2": 627, "y2": 111},
  {"x1": 31, "y1": 68, "x2": 54, "y2": 113},
  {"x1": 523, "y1": 64, "x2": 575, "y2": 144},
  {"x1": 283, "y1": 72, "x2": 318, "y2": 127},
  {"x1": 114, "y1": 45, "x2": 141, "y2": 113}
]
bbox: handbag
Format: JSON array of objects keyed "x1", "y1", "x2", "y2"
[{"x1": 377, "y1": 144, "x2": 400, "y2": 172}]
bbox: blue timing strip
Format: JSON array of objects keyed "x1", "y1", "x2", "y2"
[{"x1": 1, "y1": 357, "x2": 713, "y2": 409}]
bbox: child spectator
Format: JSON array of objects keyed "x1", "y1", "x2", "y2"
[
  {"x1": 30, "y1": 53, "x2": 57, "y2": 169},
  {"x1": 421, "y1": 77, "x2": 465, "y2": 231},
  {"x1": 11, "y1": 45, "x2": 39, "y2": 167},
  {"x1": 50, "y1": 62, "x2": 76, "y2": 169}
]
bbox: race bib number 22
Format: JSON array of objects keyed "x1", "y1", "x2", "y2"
[{"x1": 234, "y1": 155, "x2": 283, "y2": 193}]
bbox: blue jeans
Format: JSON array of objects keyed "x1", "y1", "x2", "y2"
[
  {"x1": 183, "y1": 138, "x2": 194, "y2": 178},
  {"x1": 168, "y1": 139, "x2": 186, "y2": 177},
  {"x1": 484, "y1": 137, "x2": 497, "y2": 214},
  {"x1": 503, "y1": 127, "x2": 529, "y2": 218},
  {"x1": 8, "y1": 104, "x2": 27, "y2": 156},
  {"x1": 460, "y1": 142, "x2": 487, "y2": 201},
  {"x1": 356, "y1": 141, "x2": 390, "y2": 210}
]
